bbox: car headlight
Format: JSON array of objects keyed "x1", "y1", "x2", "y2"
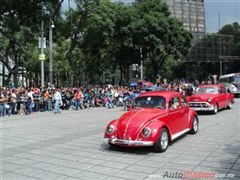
[
  {"x1": 231, "y1": 85, "x2": 237, "y2": 92},
  {"x1": 207, "y1": 97, "x2": 212, "y2": 103},
  {"x1": 106, "y1": 125, "x2": 115, "y2": 134},
  {"x1": 141, "y1": 127, "x2": 151, "y2": 138}
]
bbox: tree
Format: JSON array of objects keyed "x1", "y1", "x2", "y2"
[
  {"x1": 21, "y1": 33, "x2": 40, "y2": 87},
  {"x1": 0, "y1": 0, "x2": 194, "y2": 86},
  {"x1": 131, "y1": 0, "x2": 192, "y2": 79},
  {"x1": 185, "y1": 22, "x2": 239, "y2": 78},
  {"x1": 0, "y1": 0, "x2": 63, "y2": 87},
  {"x1": 111, "y1": 2, "x2": 136, "y2": 83},
  {"x1": 68, "y1": 0, "x2": 193, "y2": 84},
  {"x1": 220, "y1": 22, "x2": 240, "y2": 73}
]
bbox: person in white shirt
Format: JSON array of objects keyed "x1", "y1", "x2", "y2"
[
  {"x1": 11, "y1": 90, "x2": 17, "y2": 115},
  {"x1": 53, "y1": 89, "x2": 62, "y2": 114},
  {"x1": 26, "y1": 89, "x2": 34, "y2": 114}
]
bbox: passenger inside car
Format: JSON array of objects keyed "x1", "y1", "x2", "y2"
[{"x1": 169, "y1": 98, "x2": 180, "y2": 109}]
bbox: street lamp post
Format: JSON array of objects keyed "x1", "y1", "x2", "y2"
[
  {"x1": 40, "y1": 1, "x2": 45, "y2": 89},
  {"x1": 218, "y1": 14, "x2": 223, "y2": 76},
  {"x1": 140, "y1": 47, "x2": 143, "y2": 80},
  {"x1": 49, "y1": 20, "x2": 54, "y2": 86}
]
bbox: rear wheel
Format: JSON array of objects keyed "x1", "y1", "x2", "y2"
[
  {"x1": 153, "y1": 128, "x2": 169, "y2": 152},
  {"x1": 189, "y1": 116, "x2": 198, "y2": 134}
]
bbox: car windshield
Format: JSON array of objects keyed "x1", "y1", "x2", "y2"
[
  {"x1": 133, "y1": 96, "x2": 166, "y2": 109},
  {"x1": 196, "y1": 87, "x2": 218, "y2": 94},
  {"x1": 234, "y1": 76, "x2": 240, "y2": 83}
]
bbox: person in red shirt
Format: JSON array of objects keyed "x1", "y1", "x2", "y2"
[{"x1": 74, "y1": 89, "x2": 83, "y2": 110}]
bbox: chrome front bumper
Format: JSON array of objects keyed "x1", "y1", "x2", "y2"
[
  {"x1": 189, "y1": 107, "x2": 214, "y2": 111},
  {"x1": 232, "y1": 91, "x2": 240, "y2": 95},
  {"x1": 103, "y1": 138, "x2": 154, "y2": 146},
  {"x1": 189, "y1": 102, "x2": 214, "y2": 111}
]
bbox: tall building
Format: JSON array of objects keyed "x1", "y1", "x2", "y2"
[
  {"x1": 163, "y1": 0, "x2": 206, "y2": 38},
  {"x1": 115, "y1": 0, "x2": 206, "y2": 37}
]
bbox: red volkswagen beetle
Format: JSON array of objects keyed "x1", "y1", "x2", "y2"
[
  {"x1": 188, "y1": 84, "x2": 234, "y2": 114},
  {"x1": 103, "y1": 91, "x2": 198, "y2": 152}
]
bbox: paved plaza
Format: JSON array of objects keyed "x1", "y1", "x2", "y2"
[{"x1": 1, "y1": 99, "x2": 240, "y2": 180}]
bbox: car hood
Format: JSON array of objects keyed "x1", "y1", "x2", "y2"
[
  {"x1": 117, "y1": 108, "x2": 167, "y2": 140},
  {"x1": 189, "y1": 94, "x2": 219, "y2": 102}
]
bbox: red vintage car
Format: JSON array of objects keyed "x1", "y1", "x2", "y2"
[
  {"x1": 103, "y1": 91, "x2": 198, "y2": 152},
  {"x1": 188, "y1": 84, "x2": 234, "y2": 114}
]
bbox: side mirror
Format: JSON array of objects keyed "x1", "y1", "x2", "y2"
[{"x1": 128, "y1": 105, "x2": 132, "y2": 111}]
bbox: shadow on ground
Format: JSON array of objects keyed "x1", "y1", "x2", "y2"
[{"x1": 100, "y1": 143, "x2": 153, "y2": 155}]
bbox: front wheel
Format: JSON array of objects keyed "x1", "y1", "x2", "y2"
[
  {"x1": 227, "y1": 101, "x2": 233, "y2": 109},
  {"x1": 108, "y1": 142, "x2": 117, "y2": 148},
  {"x1": 189, "y1": 116, "x2": 199, "y2": 134},
  {"x1": 153, "y1": 128, "x2": 169, "y2": 152},
  {"x1": 213, "y1": 104, "x2": 218, "y2": 114}
]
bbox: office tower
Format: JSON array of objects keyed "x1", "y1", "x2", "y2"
[{"x1": 163, "y1": 0, "x2": 206, "y2": 38}]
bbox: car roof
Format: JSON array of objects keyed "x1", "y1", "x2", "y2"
[
  {"x1": 143, "y1": 86, "x2": 165, "y2": 91},
  {"x1": 137, "y1": 91, "x2": 181, "y2": 100},
  {"x1": 198, "y1": 84, "x2": 223, "y2": 88},
  {"x1": 220, "y1": 73, "x2": 240, "y2": 78}
]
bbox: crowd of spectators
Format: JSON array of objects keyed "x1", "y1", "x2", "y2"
[
  {"x1": 0, "y1": 79, "x2": 208, "y2": 117},
  {"x1": 0, "y1": 86, "x2": 136, "y2": 116}
]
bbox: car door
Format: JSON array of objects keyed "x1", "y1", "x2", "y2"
[
  {"x1": 218, "y1": 87, "x2": 227, "y2": 109},
  {"x1": 221, "y1": 86, "x2": 229, "y2": 108},
  {"x1": 168, "y1": 96, "x2": 183, "y2": 135},
  {"x1": 181, "y1": 96, "x2": 190, "y2": 129}
]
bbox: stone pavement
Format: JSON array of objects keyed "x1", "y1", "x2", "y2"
[{"x1": 1, "y1": 99, "x2": 240, "y2": 180}]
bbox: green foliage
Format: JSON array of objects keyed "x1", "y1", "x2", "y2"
[
  {"x1": 81, "y1": 0, "x2": 116, "y2": 81},
  {"x1": 0, "y1": 0, "x2": 194, "y2": 86},
  {"x1": 53, "y1": 38, "x2": 73, "y2": 86},
  {"x1": 220, "y1": 22, "x2": 240, "y2": 56},
  {"x1": 130, "y1": 0, "x2": 192, "y2": 79},
  {"x1": 0, "y1": 0, "x2": 64, "y2": 87},
  {"x1": 220, "y1": 22, "x2": 240, "y2": 73},
  {"x1": 186, "y1": 22, "x2": 240, "y2": 79}
]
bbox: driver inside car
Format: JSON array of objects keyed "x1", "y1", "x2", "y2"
[{"x1": 156, "y1": 99, "x2": 166, "y2": 109}]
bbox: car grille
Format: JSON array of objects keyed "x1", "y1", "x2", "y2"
[
  {"x1": 189, "y1": 102, "x2": 209, "y2": 108},
  {"x1": 237, "y1": 84, "x2": 240, "y2": 90}
]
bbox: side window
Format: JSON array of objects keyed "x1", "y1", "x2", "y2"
[
  {"x1": 169, "y1": 97, "x2": 180, "y2": 109},
  {"x1": 218, "y1": 87, "x2": 226, "y2": 94},
  {"x1": 219, "y1": 77, "x2": 230, "y2": 83},
  {"x1": 218, "y1": 88, "x2": 222, "y2": 94},
  {"x1": 181, "y1": 97, "x2": 188, "y2": 107},
  {"x1": 229, "y1": 77, "x2": 234, "y2": 83},
  {"x1": 221, "y1": 87, "x2": 226, "y2": 93}
]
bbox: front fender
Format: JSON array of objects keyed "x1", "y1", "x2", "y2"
[
  {"x1": 188, "y1": 109, "x2": 198, "y2": 129},
  {"x1": 104, "y1": 119, "x2": 118, "y2": 138},
  {"x1": 227, "y1": 93, "x2": 234, "y2": 103},
  {"x1": 137, "y1": 120, "x2": 171, "y2": 143},
  {"x1": 211, "y1": 97, "x2": 219, "y2": 106}
]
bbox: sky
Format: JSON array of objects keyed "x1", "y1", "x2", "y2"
[
  {"x1": 62, "y1": 0, "x2": 240, "y2": 33},
  {"x1": 205, "y1": 0, "x2": 240, "y2": 32}
]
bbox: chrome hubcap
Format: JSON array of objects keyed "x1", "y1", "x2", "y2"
[
  {"x1": 214, "y1": 105, "x2": 218, "y2": 113},
  {"x1": 161, "y1": 131, "x2": 168, "y2": 149},
  {"x1": 193, "y1": 119, "x2": 198, "y2": 132},
  {"x1": 229, "y1": 102, "x2": 232, "y2": 108}
]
